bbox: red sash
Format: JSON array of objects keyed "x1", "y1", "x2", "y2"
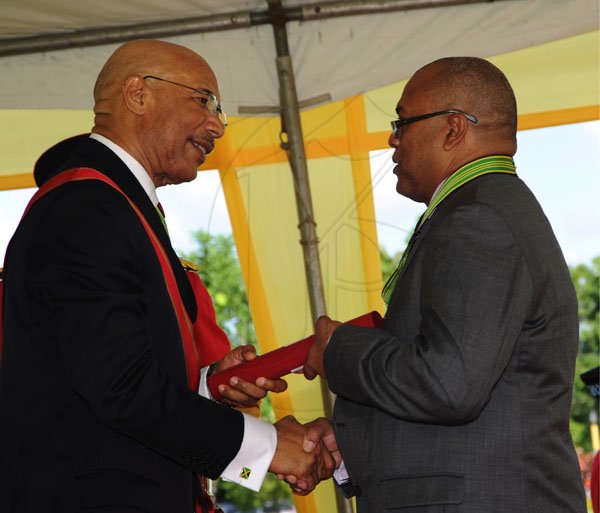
[
  {"x1": 1, "y1": 167, "x2": 231, "y2": 512},
  {"x1": 183, "y1": 261, "x2": 231, "y2": 367},
  {"x1": 592, "y1": 452, "x2": 599, "y2": 513}
]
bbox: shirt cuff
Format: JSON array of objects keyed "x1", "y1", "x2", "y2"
[
  {"x1": 334, "y1": 460, "x2": 350, "y2": 484},
  {"x1": 198, "y1": 365, "x2": 211, "y2": 398},
  {"x1": 220, "y1": 413, "x2": 277, "y2": 491}
]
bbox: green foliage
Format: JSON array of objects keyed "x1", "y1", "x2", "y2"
[
  {"x1": 570, "y1": 257, "x2": 600, "y2": 452},
  {"x1": 570, "y1": 352, "x2": 599, "y2": 451},
  {"x1": 571, "y1": 258, "x2": 600, "y2": 354},
  {"x1": 183, "y1": 230, "x2": 293, "y2": 511},
  {"x1": 380, "y1": 220, "x2": 416, "y2": 285},
  {"x1": 217, "y1": 474, "x2": 293, "y2": 513},
  {"x1": 183, "y1": 231, "x2": 256, "y2": 349},
  {"x1": 380, "y1": 245, "x2": 402, "y2": 284}
]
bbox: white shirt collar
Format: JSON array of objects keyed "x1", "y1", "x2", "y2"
[
  {"x1": 89, "y1": 133, "x2": 159, "y2": 207},
  {"x1": 429, "y1": 176, "x2": 448, "y2": 204}
]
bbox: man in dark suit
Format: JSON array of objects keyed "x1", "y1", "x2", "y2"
[
  {"x1": 0, "y1": 39, "x2": 334, "y2": 512},
  {"x1": 304, "y1": 57, "x2": 586, "y2": 511}
]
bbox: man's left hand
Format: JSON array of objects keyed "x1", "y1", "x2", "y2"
[{"x1": 215, "y1": 345, "x2": 288, "y2": 406}]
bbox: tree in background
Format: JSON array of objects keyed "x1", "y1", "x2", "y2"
[
  {"x1": 185, "y1": 231, "x2": 254, "y2": 348},
  {"x1": 380, "y1": 245, "x2": 401, "y2": 286},
  {"x1": 569, "y1": 257, "x2": 599, "y2": 452},
  {"x1": 183, "y1": 230, "x2": 293, "y2": 512}
]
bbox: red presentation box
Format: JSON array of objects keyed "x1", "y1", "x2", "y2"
[{"x1": 208, "y1": 311, "x2": 384, "y2": 400}]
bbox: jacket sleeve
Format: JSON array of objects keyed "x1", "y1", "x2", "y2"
[{"x1": 325, "y1": 201, "x2": 533, "y2": 425}]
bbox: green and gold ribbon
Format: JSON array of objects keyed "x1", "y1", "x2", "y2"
[
  {"x1": 381, "y1": 155, "x2": 517, "y2": 306},
  {"x1": 156, "y1": 204, "x2": 169, "y2": 236}
]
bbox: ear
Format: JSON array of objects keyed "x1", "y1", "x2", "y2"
[
  {"x1": 442, "y1": 113, "x2": 469, "y2": 151},
  {"x1": 122, "y1": 75, "x2": 147, "y2": 115}
]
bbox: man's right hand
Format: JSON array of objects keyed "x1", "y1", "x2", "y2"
[
  {"x1": 269, "y1": 416, "x2": 336, "y2": 495},
  {"x1": 302, "y1": 417, "x2": 342, "y2": 469}
]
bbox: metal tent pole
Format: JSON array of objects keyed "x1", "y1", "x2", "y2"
[
  {"x1": 0, "y1": 0, "x2": 510, "y2": 57},
  {"x1": 266, "y1": 2, "x2": 353, "y2": 513}
]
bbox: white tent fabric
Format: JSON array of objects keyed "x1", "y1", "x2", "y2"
[{"x1": 0, "y1": 0, "x2": 597, "y2": 114}]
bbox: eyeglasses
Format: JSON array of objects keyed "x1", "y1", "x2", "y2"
[
  {"x1": 390, "y1": 109, "x2": 477, "y2": 137},
  {"x1": 143, "y1": 75, "x2": 227, "y2": 126}
]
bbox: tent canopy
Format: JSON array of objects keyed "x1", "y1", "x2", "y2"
[
  {"x1": 1, "y1": 0, "x2": 598, "y2": 190},
  {"x1": 1, "y1": 0, "x2": 597, "y2": 112}
]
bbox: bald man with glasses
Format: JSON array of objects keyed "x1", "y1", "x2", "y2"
[
  {"x1": 304, "y1": 57, "x2": 586, "y2": 512},
  {"x1": 0, "y1": 39, "x2": 337, "y2": 513}
]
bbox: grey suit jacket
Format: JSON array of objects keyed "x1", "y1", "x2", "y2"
[{"x1": 325, "y1": 172, "x2": 586, "y2": 512}]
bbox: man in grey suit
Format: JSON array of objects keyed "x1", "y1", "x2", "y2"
[{"x1": 303, "y1": 57, "x2": 586, "y2": 512}]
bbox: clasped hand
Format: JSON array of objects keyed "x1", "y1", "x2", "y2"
[
  {"x1": 270, "y1": 416, "x2": 342, "y2": 495},
  {"x1": 213, "y1": 343, "x2": 342, "y2": 495}
]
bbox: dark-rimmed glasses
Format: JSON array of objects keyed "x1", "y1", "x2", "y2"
[
  {"x1": 143, "y1": 75, "x2": 227, "y2": 126},
  {"x1": 391, "y1": 109, "x2": 477, "y2": 137}
]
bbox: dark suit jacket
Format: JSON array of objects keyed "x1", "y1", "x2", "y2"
[
  {"x1": 0, "y1": 137, "x2": 244, "y2": 512},
  {"x1": 325, "y1": 171, "x2": 586, "y2": 512}
]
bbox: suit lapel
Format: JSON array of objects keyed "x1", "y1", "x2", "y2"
[
  {"x1": 62, "y1": 137, "x2": 197, "y2": 321},
  {"x1": 398, "y1": 213, "x2": 434, "y2": 282},
  {"x1": 395, "y1": 178, "x2": 475, "y2": 286}
]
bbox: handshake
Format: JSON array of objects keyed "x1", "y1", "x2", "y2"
[
  {"x1": 270, "y1": 416, "x2": 341, "y2": 495},
  {"x1": 213, "y1": 342, "x2": 342, "y2": 495},
  {"x1": 214, "y1": 313, "x2": 358, "y2": 495}
]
